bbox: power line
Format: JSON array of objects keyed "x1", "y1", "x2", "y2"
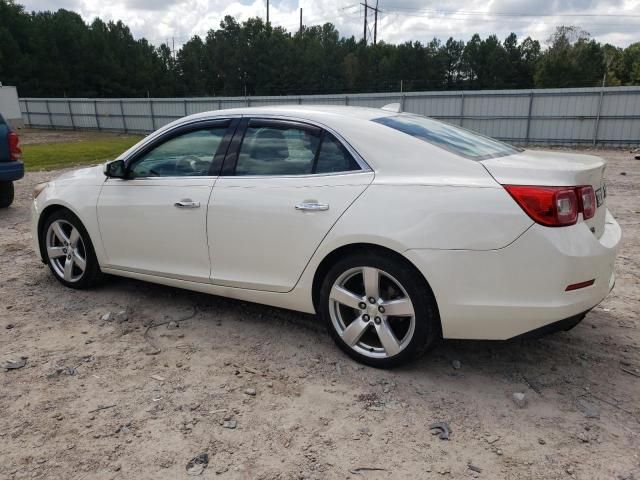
[
  {"x1": 381, "y1": 6, "x2": 640, "y2": 19},
  {"x1": 381, "y1": 11, "x2": 640, "y2": 29}
]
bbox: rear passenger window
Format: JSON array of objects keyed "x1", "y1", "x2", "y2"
[
  {"x1": 235, "y1": 126, "x2": 320, "y2": 176},
  {"x1": 315, "y1": 134, "x2": 360, "y2": 174},
  {"x1": 233, "y1": 121, "x2": 361, "y2": 176}
]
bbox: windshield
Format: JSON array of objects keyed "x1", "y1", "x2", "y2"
[{"x1": 372, "y1": 114, "x2": 521, "y2": 160}]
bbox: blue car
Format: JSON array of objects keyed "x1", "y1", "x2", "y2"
[{"x1": 0, "y1": 113, "x2": 24, "y2": 207}]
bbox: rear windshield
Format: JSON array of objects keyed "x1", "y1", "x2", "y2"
[{"x1": 372, "y1": 114, "x2": 520, "y2": 160}]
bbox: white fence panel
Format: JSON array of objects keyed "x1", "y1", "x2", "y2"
[{"x1": 19, "y1": 86, "x2": 640, "y2": 146}]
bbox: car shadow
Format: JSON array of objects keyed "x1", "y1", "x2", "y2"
[{"x1": 97, "y1": 273, "x2": 616, "y2": 381}]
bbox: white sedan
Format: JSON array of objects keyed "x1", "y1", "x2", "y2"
[{"x1": 31, "y1": 105, "x2": 621, "y2": 367}]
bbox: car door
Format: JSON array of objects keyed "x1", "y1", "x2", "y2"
[
  {"x1": 97, "y1": 119, "x2": 237, "y2": 282},
  {"x1": 208, "y1": 117, "x2": 374, "y2": 292}
]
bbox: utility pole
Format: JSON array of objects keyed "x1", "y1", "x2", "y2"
[
  {"x1": 299, "y1": 8, "x2": 303, "y2": 32},
  {"x1": 373, "y1": 0, "x2": 378, "y2": 45},
  {"x1": 363, "y1": 0, "x2": 368, "y2": 44},
  {"x1": 266, "y1": 0, "x2": 269, "y2": 26},
  {"x1": 360, "y1": 1, "x2": 381, "y2": 45}
]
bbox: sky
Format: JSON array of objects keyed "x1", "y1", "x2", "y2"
[{"x1": 19, "y1": 0, "x2": 640, "y2": 49}]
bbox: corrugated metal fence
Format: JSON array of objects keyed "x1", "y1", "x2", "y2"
[{"x1": 19, "y1": 86, "x2": 640, "y2": 146}]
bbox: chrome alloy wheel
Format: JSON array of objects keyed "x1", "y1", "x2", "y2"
[
  {"x1": 45, "y1": 219, "x2": 87, "y2": 283},
  {"x1": 329, "y1": 267, "x2": 416, "y2": 359}
]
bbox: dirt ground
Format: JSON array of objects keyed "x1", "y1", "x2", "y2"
[{"x1": 1, "y1": 141, "x2": 639, "y2": 480}]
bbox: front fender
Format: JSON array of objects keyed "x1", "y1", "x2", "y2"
[{"x1": 32, "y1": 182, "x2": 106, "y2": 265}]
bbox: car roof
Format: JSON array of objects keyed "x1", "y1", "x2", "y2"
[
  {"x1": 119, "y1": 105, "x2": 491, "y2": 183},
  {"x1": 182, "y1": 104, "x2": 397, "y2": 123}
]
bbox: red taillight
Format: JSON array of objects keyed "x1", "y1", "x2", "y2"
[
  {"x1": 504, "y1": 185, "x2": 578, "y2": 227},
  {"x1": 505, "y1": 185, "x2": 599, "y2": 227},
  {"x1": 8, "y1": 131, "x2": 21, "y2": 161},
  {"x1": 578, "y1": 186, "x2": 596, "y2": 220}
]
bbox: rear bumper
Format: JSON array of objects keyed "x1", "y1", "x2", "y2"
[
  {"x1": 0, "y1": 160, "x2": 24, "y2": 182},
  {"x1": 406, "y1": 209, "x2": 621, "y2": 340},
  {"x1": 509, "y1": 310, "x2": 588, "y2": 340}
]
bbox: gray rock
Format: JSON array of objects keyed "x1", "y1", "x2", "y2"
[
  {"x1": 452, "y1": 360, "x2": 461, "y2": 369},
  {"x1": 244, "y1": 388, "x2": 256, "y2": 396},
  {"x1": 485, "y1": 435, "x2": 500, "y2": 444},
  {"x1": 186, "y1": 453, "x2": 208, "y2": 476},
  {"x1": 584, "y1": 405, "x2": 600, "y2": 419},
  {"x1": 115, "y1": 310, "x2": 129, "y2": 323},
  {"x1": 101, "y1": 312, "x2": 113, "y2": 322},
  {"x1": 512, "y1": 392, "x2": 527, "y2": 408},
  {"x1": 223, "y1": 419, "x2": 237, "y2": 429},
  {"x1": 167, "y1": 321, "x2": 179, "y2": 330}
]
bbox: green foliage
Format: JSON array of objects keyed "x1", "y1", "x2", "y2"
[
  {"x1": 22, "y1": 134, "x2": 143, "y2": 170},
  {"x1": 1, "y1": 0, "x2": 638, "y2": 97},
  {"x1": 534, "y1": 26, "x2": 605, "y2": 87}
]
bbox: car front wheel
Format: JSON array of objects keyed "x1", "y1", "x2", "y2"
[
  {"x1": 319, "y1": 251, "x2": 439, "y2": 368},
  {"x1": 42, "y1": 210, "x2": 101, "y2": 289}
]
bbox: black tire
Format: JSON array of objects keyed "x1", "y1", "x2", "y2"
[
  {"x1": 319, "y1": 250, "x2": 440, "y2": 368},
  {"x1": 42, "y1": 209, "x2": 101, "y2": 289},
  {"x1": 0, "y1": 181, "x2": 14, "y2": 208}
]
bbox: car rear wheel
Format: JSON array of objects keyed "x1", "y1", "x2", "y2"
[
  {"x1": 43, "y1": 210, "x2": 101, "y2": 289},
  {"x1": 319, "y1": 251, "x2": 439, "y2": 368},
  {"x1": 0, "y1": 181, "x2": 14, "y2": 208}
]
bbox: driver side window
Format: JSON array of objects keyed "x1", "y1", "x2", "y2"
[{"x1": 131, "y1": 127, "x2": 227, "y2": 177}]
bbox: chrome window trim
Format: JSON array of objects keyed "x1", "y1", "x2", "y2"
[
  {"x1": 104, "y1": 176, "x2": 219, "y2": 182},
  {"x1": 120, "y1": 115, "x2": 241, "y2": 165},
  {"x1": 216, "y1": 171, "x2": 374, "y2": 181},
  {"x1": 120, "y1": 112, "x2": 372, "y2": 176},
  {"x1": 231, "y1": 114, "x2": 372, "y2": 175}
]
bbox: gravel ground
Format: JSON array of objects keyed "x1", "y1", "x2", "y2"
[{"x1": 1, "y1": 146, "x2": 639, "y2": 480}]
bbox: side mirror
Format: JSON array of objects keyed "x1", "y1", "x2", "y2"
[{"x1": 104, "y1": 159, "x2": 127, "y2": 179}]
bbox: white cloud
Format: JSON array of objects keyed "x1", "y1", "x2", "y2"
[{"x1": 20, "y1": 0, "x2": 640, "y2": 47}]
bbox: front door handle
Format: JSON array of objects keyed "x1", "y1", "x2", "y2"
[
  {"x1": 295, "y1": 202, "x2": 329, "y2": 212},
  {"x1": 174, "y1": 199, "x2": 201, "y2": 209}
]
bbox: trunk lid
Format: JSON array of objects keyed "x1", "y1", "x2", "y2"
[{"x1": 481, "y1": 150, "x2": 607, "y2": 237}]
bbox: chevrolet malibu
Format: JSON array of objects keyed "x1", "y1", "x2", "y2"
[{"x1": 31, "y1": 105, "x2": 621, "y2": 367}]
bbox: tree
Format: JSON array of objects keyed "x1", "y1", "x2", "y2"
[
  {"x1": 1, "y1": 0, "x2": 638, "y2": 98},
  {"x1": 534, "y1": 26, "x2": 604, "y2": 88}
]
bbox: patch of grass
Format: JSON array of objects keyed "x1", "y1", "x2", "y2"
[{"x1": 22, "y1": 135, "x2": 143, "y2": 170}]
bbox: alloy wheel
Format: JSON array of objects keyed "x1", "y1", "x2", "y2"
[
  {"x1": 328, "y1": 266, "x2": 416, "y2": 359},
  {"x1": 46, "y1": 219, "x2": 88, "y2": 283}
]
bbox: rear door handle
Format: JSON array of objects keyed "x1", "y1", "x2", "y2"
[
  {"x1": 295, "y1": 202, "x2": 329, "y2": 212},
  {"x1": 174, "y1": 199, "x2": 201, "y2": 209}
]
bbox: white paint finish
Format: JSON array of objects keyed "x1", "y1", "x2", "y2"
[
  {"x1": 31, "y1": 106, "x2": 624, "y2": 343},
  {"x1": 481, "y1": 149, "x2": 608, "y2": 237},
  {"x1": 405, "y1": 209, "x2": 621, "y2": 339},
  {"x1": 33, "y1": 185, "x2": 106, "y2": 263},
  {"x1": 316, "y1": 183, "x2": 533, "y2": 251},
  {"x1": 208, "y1": 172, "x2": 374, "y2": 292},
  {"x1": 97, "y1": 177, "x2": 215, "y2": 281},
  {"x1": 481, "y1": 149, "x2": 606, "y2": 186}
]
